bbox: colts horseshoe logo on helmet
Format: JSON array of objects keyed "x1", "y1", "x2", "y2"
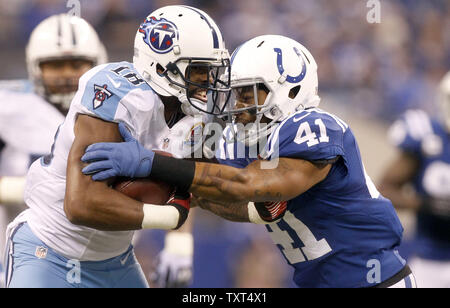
[{"x1": 138, "y1": 17, "x2": 179, "y2": 54}]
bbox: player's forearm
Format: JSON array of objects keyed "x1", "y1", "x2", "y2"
[
  {"x1": 191, "y1": 160, "x2": 292, "y2": 204},
  {"x1": 151, "y1": 156, "x2": 320, "y2": 204},
  {"x1": 194, "y1": 197, "x2": 250, "y2": 222},
  {"x1": 150, "y1": 155, "x2": 255, "y2": 203}
]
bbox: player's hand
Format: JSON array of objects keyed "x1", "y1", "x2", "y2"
[
  {"x1": 81, "y1": 123, "x2": 154, "y2": 181},
  {"x1": 150, "y1": 249, "x2": 193, "y2": 288}
]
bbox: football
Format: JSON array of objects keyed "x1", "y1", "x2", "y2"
[
  {"x1": 113, "y1": 177, "x2": 174, "y2": 204},
  {"x1": 113, "y1": 150, "x2": 175, "y2": 204}
]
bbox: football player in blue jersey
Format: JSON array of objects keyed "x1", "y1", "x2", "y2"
[
  {"x1": 379, "y1": 72, "x2": 450, "y2": 288},
  {"x1": 82, "y1": 35, "x2": 415, "y2": 288}
]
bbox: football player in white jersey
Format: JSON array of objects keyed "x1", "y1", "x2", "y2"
[
  {"x1": 0, "y1": 14, "x2": 106, "y2": 287},
  {"x1": 4, "y1": 6, "x2": 230, "y2": 288}
]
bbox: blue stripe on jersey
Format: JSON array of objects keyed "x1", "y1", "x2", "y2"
[
  {"x1": 404, "y1": 275, "x2": 412, "y2": 288},
  {"x1": 80, "y1": 62, "x2": 151, "y2": 122}
]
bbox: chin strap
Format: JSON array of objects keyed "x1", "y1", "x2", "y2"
[{"x1": 179, "y1": 94, "x2": 206, "y2": 116}]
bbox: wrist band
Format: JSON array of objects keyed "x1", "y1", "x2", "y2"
[
  {"x1": 142, "y1": 204, "x2": 180, "y2": 230},
  {"x1": 151, "y1": 154, "x2": 195, "y2": 192}
]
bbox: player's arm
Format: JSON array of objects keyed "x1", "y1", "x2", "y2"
[
  {"x1": 82, "y1": 121, "x2": 334, "y2": 222},
  {"x1": 189, "y1": 158, "x2": 331, "y2": 204},
  {"x1": 193, "y1": 196, "x2": 250, "y2": 222},
  {"x1": 82, "y1": 131, "x2": 331, "y2": 223},
  {"x1": 378, "y1": 151, "x2": 422, "y2": 211},
  {"x1": 64, "y1": 114, "x2": 189, "y2": 231},
  {"x1": 180, "y1": 158, "x2": 331, "y2": 223}
]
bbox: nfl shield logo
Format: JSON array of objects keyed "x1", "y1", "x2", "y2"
[{"x1": 35, "y1": 246, "x2": 48, "y2": 259}]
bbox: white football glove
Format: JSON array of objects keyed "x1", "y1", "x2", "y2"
[{"x1": 150, "y1": 232, "x2": 193, "y2": 288}]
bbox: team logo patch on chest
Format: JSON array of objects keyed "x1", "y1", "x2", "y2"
[
  {"x1": 93, "y1": 84, "x2": 113, "y2": 109},
  {"x1": 138, "y1": 16, "x2": 179, "y2": 54},
  {"x1": 184, "y1": 122, "x2": 205, "y2": 147}
]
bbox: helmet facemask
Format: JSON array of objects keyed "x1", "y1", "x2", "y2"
[
  {"x1": 221, "y1": 80, "x2": 283, "y2": 147},
  {"x1": 157, "y1": 57, "x2": 232, "y2": 116}
]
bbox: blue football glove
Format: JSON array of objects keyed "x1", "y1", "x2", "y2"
[{"x1": 81, "y1": 123, "x2": 154, "y2": 181}]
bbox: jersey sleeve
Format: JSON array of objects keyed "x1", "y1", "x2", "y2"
[
  {"x1": 72, "y1": 62, "x2": 157, "y2": 136},
  {"x1": 388, "y1": 109, "x2": 433, "y2": 154},
  {"x1": 262, "y1": 110, "x2": 346, "y2": 162}
]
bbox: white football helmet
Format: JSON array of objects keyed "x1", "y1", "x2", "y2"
[
  {"x1": 222, "y1": 35, "x2": 320, "y2": 146},
  {"x1": 26, "y1": 14, "x2": 107, "y2": 112},
  {"x1": 133, "y1": 5, "x2": 231, "y2": 116},
  {"x1": 438, "y1": 71, "x2": 450, "y2": 132}
]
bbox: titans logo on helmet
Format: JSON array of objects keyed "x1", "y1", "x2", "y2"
[{"x1": 138, "y1": 17, "x2": 179, "y2": 54}]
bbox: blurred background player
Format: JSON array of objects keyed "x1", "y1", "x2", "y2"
[
  {"x1": 379, "y1": 72, "x2": 450, "y2": 288},
  {"x1": 4, "y1": 5, "x2": 230, "y2": 288},
  {"x1": 0, "y1": 14, "x2": 106, "y2": 287}
]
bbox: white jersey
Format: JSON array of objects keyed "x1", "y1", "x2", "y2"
[
  {"x1": 0, "y1": 80, "x2": 64, "y2": 258},
  {"x1": 0, "y1": 80, "x2": 64, "y2": 175},
  {"x1": 23, "y1": 62, "x2": 205, "y2": 261}
]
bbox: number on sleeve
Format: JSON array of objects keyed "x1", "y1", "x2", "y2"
[{"x1": 294, "y1": 119, "x2": 329, "y2": 147}]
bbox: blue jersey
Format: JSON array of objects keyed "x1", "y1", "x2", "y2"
[
  {"x1": 218, "y1": 108, "x2": 406, "y2": 288},
  {"x1": 389, "y1": 109, "x2": 450, "y2": 260}
]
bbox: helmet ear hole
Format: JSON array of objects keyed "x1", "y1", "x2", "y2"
[
  {"x1": 289, "y1": 85, "x2": 301, "y2": 99},
  {"x1": 156, "y1": 63, "x2": 165, "y2": 76}
]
